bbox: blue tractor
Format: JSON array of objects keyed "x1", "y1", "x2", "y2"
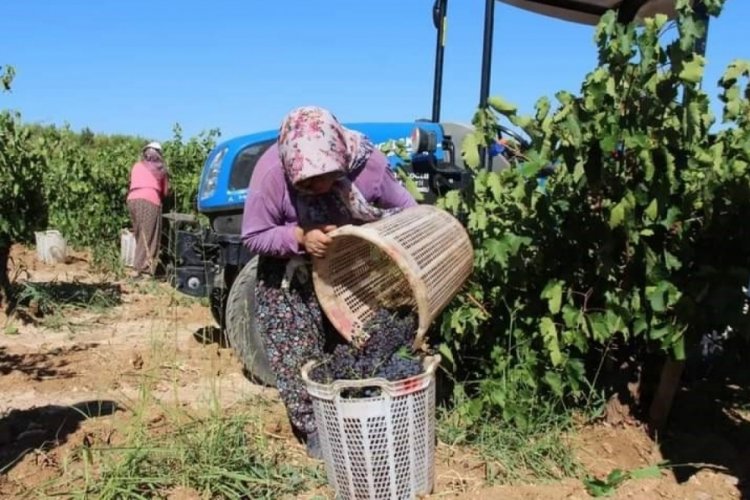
[{"x1": 168, "y1": 0, "x2": 702, "y2": 385}]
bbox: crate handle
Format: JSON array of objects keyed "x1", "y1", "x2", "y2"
[{"x1": 301, "y1": 355, "x2": 441, "y2": 398}]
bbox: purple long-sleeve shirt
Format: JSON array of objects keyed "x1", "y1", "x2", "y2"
[{"x1": 241, "y1": 143, "x2": 417, "y2": 258}]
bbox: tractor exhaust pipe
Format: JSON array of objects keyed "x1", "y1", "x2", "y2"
[
  {"x1": 479, "y1": 0, "x2": 496, "y2": 169},
  {"x1": 431, "y1": 0, "x2": 448, "y2": 123}
]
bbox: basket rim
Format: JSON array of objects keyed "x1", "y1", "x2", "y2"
[
  {"x1": 301, "y1": 354, "x2": 441, "y2": 398},
  {"x1": 312, "y1": 223, "x2": 431, "y2": 346}
]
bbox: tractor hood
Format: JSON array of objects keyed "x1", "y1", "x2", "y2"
[{"x1": 497, "y1": 0, "x2": 684, "y2": 25}]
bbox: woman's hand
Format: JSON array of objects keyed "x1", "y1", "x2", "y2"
[{"x1": 300, "y1": 225, "x2": 336, "y2": 258}]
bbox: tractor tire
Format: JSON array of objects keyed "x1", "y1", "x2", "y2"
[{"x1": 225, "y1": 256, "x2": 276, "y2": 387}]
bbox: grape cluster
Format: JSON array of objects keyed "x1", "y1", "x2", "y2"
[{"x1": 310, "y1": 307, "x2": 424, "y2": 390}]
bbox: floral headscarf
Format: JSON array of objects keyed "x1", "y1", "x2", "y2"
[
  {"x1": 278, "y1": 106, "x2": 402, "y2": 225},
  {"x1": 141, "y1": 145, "x2": 167, "y2": 183}
]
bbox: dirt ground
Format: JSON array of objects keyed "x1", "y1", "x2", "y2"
[{"x1": 1, "y1": 245, "x2": 748, "y2": 499}]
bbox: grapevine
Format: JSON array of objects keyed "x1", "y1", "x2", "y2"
[{"x1": 439, "y1": 0, "x2": 750, "y2": 426}]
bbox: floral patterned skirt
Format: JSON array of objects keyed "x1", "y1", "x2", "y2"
[{"x1": 254, "y1": 255, "x2": 337, "y2": 437}]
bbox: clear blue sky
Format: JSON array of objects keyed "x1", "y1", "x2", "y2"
[{"x1": 1, "y1": 0, "x2": 748, "y2": 142}]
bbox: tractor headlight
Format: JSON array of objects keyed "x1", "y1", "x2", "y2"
[
  {"x1": 200, "y1": 147, "x2": 228, "y2": 200},
  {"x1": 411, "y1": 127, "x2": 438, "y2": 155}
]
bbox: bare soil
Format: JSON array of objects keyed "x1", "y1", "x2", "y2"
[{"x1": 1, "y1": 245, "x2": 748, "y2": 499}]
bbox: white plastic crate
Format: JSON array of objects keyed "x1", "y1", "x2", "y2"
[
  {"x1": 120, "y1": 229, "x2": 136, "y2": 268},
  {"x1": 301, "y1": 355, "x2": 440, "y2": 500},
  {"x1": 34, "y1": 230, "x2": 67, "y2": 264}
]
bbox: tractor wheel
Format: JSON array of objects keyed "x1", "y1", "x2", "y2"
[{"x1": 225, "y1": 256, "x2": 276, "y2": 386}]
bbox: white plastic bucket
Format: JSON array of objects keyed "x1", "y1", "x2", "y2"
[
  {"x1": 301, "y1": 355, "x2": 440, "y2": 500},
  {"x1": 120, "y1": 229, "x2": 136, "y2": 268},
  {"x1": 34, "y1": 230, "x2": 67, "y2": 264}
]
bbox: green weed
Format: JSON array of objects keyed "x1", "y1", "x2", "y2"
[
  {"x1": 40, "y1": 374, "x2": 320, "y2": 499},
  {"x1": 32, "y1": 295, "x2": 322, "y2": 500},
  {"x1": 69, "y1": 411, "x2": 314, "y2": 499},
  {"x1": 583, "y1": 464, "x2": 664, "y2": 497}
]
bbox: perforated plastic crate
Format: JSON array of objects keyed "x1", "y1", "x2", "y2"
[
  {"x1": 312, "y1": 205, "x2": 473, "y2": 346},
  {"x1": 34, "y1": 230, "x2": 67, "y2": 265},
  {"x1": 301, "y1": 355, "x2": 440, "y2": 500},
  {"x1": 120, "y1": 229, "x2": 136, "y2": 268}
]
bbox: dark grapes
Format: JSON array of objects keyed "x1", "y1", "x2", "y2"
[
  {"x1": 377, "y1": 353, "x2": 423, "y2": 381},
  {"x1": 308, "y1": 307, "x2": 425, "y2": 393}
]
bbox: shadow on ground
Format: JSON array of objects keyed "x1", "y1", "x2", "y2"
[
  {"x1": 192, "y1": 326, "x2": 228, "y2": 347},
  {"x1": 0, "y1": 400, "x2": 121, "y2": 474},
  {"x1": 14, "y1": 281, "x2": 123, "y2": 309},
  {"x1": 658, "y1": 340, "x2": 750, "y2": 498},
  {"x1": 0, "y1": 344, "x2": 99, "y2": 380},
  {"x1": 6, "y1": 280, "x2": 123, "y2": 322}
]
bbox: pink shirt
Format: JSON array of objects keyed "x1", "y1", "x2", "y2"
[{"x1": 127, "y1": 161, "x2": 169, "y2": 205}]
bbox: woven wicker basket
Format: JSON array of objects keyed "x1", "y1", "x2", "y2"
[{"x1": 312, "y1": 205, "x2": 473, "y2": 345}]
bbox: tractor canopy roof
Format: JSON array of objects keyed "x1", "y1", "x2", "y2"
[{"x1": 498, "y1": 0, "x2": 683, "y2": 25}]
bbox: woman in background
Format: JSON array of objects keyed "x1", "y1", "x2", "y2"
[{"x1": 127, "y1": 142, "x2": 169, "y2": 278}]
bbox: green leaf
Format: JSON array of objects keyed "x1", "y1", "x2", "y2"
[
  {"x1": 469, "y1": 207, "x2": 488, "y2": 230},
  {"x1": 661, "y1": 206, "x2": 682, "y2": 229},
  {"x1": 562, "y1": 305, "x2": 581, "y2": 329},
  {"x1": 650, "y1": 324, "x2": 670, "y2": 340},
  {"x1": 609, "y1": 200, "x2": 626, "y2": 228},
  {"x1": 489, "y1": 387, "x2": 506, "y2": 408},
  {"x1": 564, "y1": 114, "x2": 583, "y2": 146},
  {"x1": 642, "y1": 149, "x2": 655, "y2": 182},
  {"x1": 720, "y1": 60, "x2": 750, "y2": 87},
  {"x1": 505, "y1": 232, "x2": 533, "y2": 254},
  {"x1": 483, "y1": 238, "x2": 509, "y2": 267},
  {"x1": 555, "y1": 91, "x2": 575, "y2": 106},
  {"x1": 488, "y1": 96, "x2": 517, "y2": 115},
  {"x1": 587, "y1": 313, "x2": 610, "y2": 343},
  {"x1": 540, "y1": 317, "x2": 563, "y2": 366},
  {"x1": 632, "y1": 317, "x2": 648, "y2": 336},
  {"x1": 602, "y1": 76, "x2": 615, "y2": 98},
  {"x1": 606, "y1": 469, "x2": 628, "y2": 487},
  {"x1": 541, "y1": 279, "x2": 564, "y2": 314},
  {"x1": 438, "y1": 343, "x2": 455, "y2": 368},
  {"x1": 605, "y1": 310, "x2": 625, "y2": 334},
  {"x1": 600, "y1": 136, "x2": 618, "y2": 153},
  {"x1": 679, "y1": 56, "x2": 705, "y2": 84},
  {"x1": 646, "y1": 285, "x2": 665, "y2": 312},
  {"x1": 543, "y1": 371, "x2": 564, "y2": 397},
  {"x1": 663, "y1": 250, "x2": 681, "y2": 271},
  {"x1": 510, "y1": 114, "x2": 533, "y2": 130},
  {"x1": 520, "y1": 158, "x2": 546, "y2": 177},
  {"x1": 672, "y1": 335, "x2": 686, "y2": 360},
  {"x1": 629, "y1": 465, "x2": 662, "y2": 480},
  {"x1": 461, "y1": 133, "x2": 481, "y2": 169},
  {"x1": 396, "y1": 345, "x2": 413, "y2": 360},
  {"x1": 535, "y1": 96, "x2": 551, "y2": 121},
  {"x1": 644, "y1": 199, "x2": 658, "y2": 221},
  {"x1": 583, "y1": 469, "x2": 627, "y2": 497},
  {"x1": 583, "y1": 476, "x2": 616, "y2": 497},
  {"x1": 584, "y1": 465, "x2": 663, "y2": 498},
  {"x1": 486, "y1": 172, "x2": 503, "y2": 202}
]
